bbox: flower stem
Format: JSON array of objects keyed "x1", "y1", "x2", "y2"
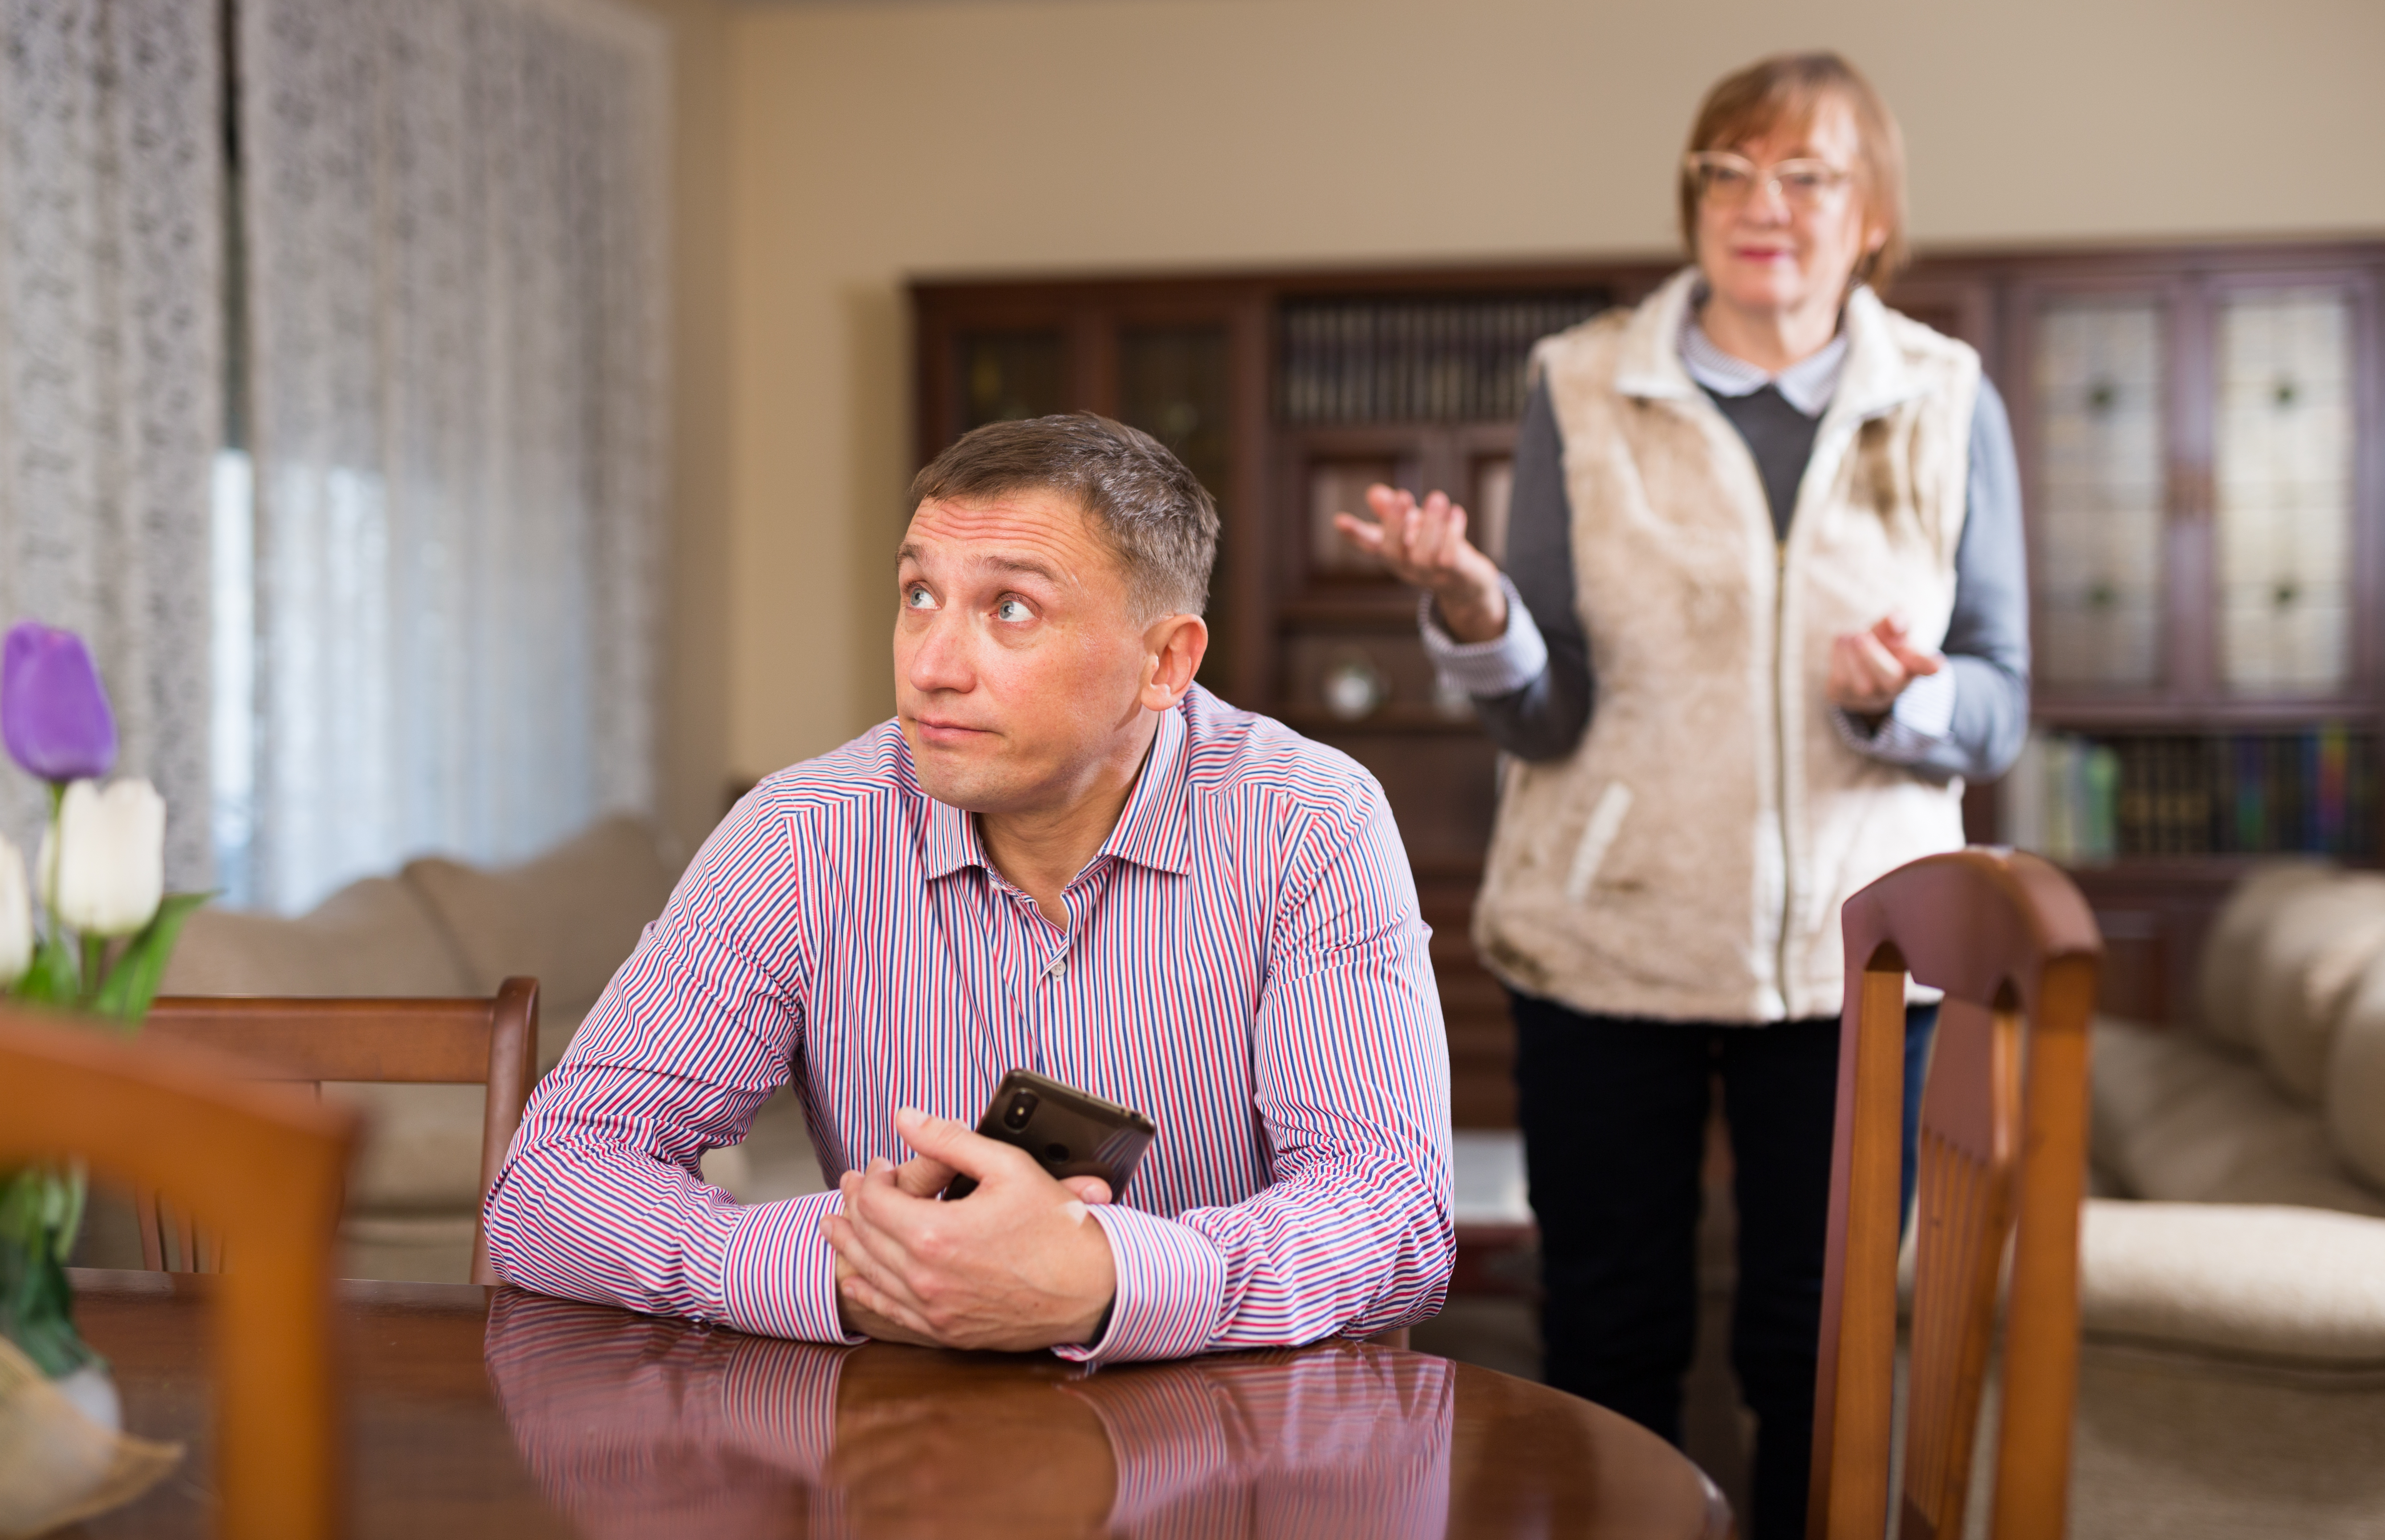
[
  {"x1": 0, "y1": 1164, "x2": 99, "y2": 1377},
  {"x1": 41, "y1": 780, "x2": 63, "y2": 948}
]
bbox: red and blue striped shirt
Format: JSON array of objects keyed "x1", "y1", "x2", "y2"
[{"x1": 484, "y1": 687, "x2": 1455, "y2": 1362}]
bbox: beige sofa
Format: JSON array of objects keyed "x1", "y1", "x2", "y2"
[
  {"x1": 2062, "y1": 863, "x2": 2385, "y2": 1538},
  {"x1": 103, "y1": 816, "x2": 694, "y2": 1280}
]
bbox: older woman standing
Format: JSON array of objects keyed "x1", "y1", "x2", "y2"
[{"x1": 1336, "y1": 53, "x2": 2028, "y2": 1539}]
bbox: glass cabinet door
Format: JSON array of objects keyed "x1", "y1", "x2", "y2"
[
  {"x1": 2030, "y1": 294, "x2": 2169, "y2": 692},
  {"x1": 957, "y1": 329, "x2": 1066, "y2": 432},
  {"x1": 2213, "y1": 286, "x2": 2357, "y2": 696},
  {"x1": 1117, "y1": 325, "x2": 1235, "y2": 691}
]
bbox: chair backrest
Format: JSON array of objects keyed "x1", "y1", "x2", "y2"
[
  {"x1": 0, "y1": 1005, "x2": 359, "y2": 1539},
  {"x1": 142, "y1": 978, "x2": 539, "y2": 1284},
  {"x1": 1809, "y1": 849, "x2": 2101, "y2": 1540}
]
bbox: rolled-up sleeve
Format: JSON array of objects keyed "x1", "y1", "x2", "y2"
[
  {"x1": 483, "y1": 799, "x2": 857, "y2": 1344},
  {"x1": 1418, "y1": 575, "x2": 1549, "y2": 699},
  {"x1": 1058, "y1": 790, "x2": 1455, "y2": 1365}
]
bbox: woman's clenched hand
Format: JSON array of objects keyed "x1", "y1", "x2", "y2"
[{"x1": 1826, "y1": 614, "x2": 1943, "y2": 715}]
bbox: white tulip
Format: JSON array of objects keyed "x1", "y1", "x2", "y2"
[
  {"x1": 37, "y1": 778, "x2": 165, "y2": 938},
  {"x1": 0, "y1": 833, "x2": 29, "y2": 985}
]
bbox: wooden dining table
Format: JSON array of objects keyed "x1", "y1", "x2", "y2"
[{"x1": 61, "y1": 1267, "x2": 1728, "y2": 1538}]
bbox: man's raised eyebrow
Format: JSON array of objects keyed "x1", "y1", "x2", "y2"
[
  {"x1": 896, "y1": 541, "x2": 1066, "y2": 586},
  {"x1": 982, "y1": 554, "x2": 1067, "y2": 585}
]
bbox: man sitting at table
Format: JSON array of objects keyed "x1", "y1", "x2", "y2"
[{"x1": 484, "y1": 412, "x2": 1454, "y2": 1362}]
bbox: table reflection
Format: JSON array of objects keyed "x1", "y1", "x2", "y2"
[{"x1": 484, "y1": 1288, "x2": 1454, "y2": 1538}]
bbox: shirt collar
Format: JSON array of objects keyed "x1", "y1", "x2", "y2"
[
  {"x1": 1093, "y1": 699, "x2": 1193, "y2": 876},
  {"x1": 1680, "y1": 301, "x2": 1847, "y2": 419},
  {"x1": 916, "y1": 698, "x2": 1195, "y2": 882},
  {"x1": 919, "y1": 782, "x2": 984, "y2": 881}
]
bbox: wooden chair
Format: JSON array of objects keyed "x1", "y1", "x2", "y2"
[
  {"x1": 141, "y1": 978, "x2": 539, "y2": 1285},
  {"x1": 0, "y1": 1004, "x2": 359, "y2": 1539},
  {"x1": 1809, "y1": 849, "x2": 2102, "y2": 1540}
]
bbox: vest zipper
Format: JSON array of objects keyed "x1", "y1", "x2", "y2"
[{"x1": 1774, "y1": 535, "x2": 1795, "y2": 1015}]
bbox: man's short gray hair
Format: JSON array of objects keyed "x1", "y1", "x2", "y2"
[{"x1": 907, "y1": 412, "x2": 1219, "y2": 620}]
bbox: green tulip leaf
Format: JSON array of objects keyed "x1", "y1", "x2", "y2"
[
  {"x1": 0, "y1": 1170, "x2": 101, "y2": 1378},
  {"x1": 17, "y1": 934, "x2": 81, "y2": 1007},
  {"x1": 90, "y1": 892, "x2": 211, "y2": 1028}
]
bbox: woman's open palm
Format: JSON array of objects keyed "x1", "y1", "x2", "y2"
[{"x1": 1331, "y1": 484, "x2": 1509, "y2": 643}]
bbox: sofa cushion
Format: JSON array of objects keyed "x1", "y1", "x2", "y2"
[
  {"x1": 2197, "y1": 860, "x2": 2332, "y2": 1052},
  {"x1": 159, "y1": 875, "x2": 485, "y2": 1215},
  {"x1": 331, "y1": 1084, "x2": 489, "y2": 1214},
  {"x1": 402, "y1": 814, "x2": 683, "y2": 1067},
  {"x1": 2246, "y1": 875, "x2": 2385, "y2": 1104},
  {"x1": 160, "y1": 876, "x2": 471, "y2": 997},
  {"x1": 2079, "y1": 1199, "x2": 2385, "y2": 1369},
  {"x1": 2092, "y1": 1017, "x2": 2385, "y2": 1217},
  {"x1": 2328, "y1": 956, "x2": 2385, "y2": 1196}
]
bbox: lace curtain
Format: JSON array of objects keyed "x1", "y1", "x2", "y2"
[
  {"x1": 0, "y1": 0, "x2": 222, "y2": 889},
  {"x1": 234, "y1": 0, "x2": 668, "y2": 914}
]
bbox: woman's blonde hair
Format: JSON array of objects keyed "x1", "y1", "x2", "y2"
[{"x1": 1677, "y1": 52, "x2": 1908, "y2": 289}]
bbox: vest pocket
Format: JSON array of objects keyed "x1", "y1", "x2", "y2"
[{"x1": 1564, "y1": 781, "x2": 1634, "y2": 904}]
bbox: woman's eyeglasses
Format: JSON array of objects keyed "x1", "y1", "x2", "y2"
[{"x1": 1684, "y1": 151, "x2": 1853, "y2": 211}]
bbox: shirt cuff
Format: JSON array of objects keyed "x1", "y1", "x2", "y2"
[
  {"x1": 717, "y1": 1189, "x2": 867, "y2": 1346},
  {"x1": 1418, "y1": 575, "x2": 1548, "y2": 699},
  {"x1": 1053, "y1": 1204, "x2": 1227, "y2": 1365},
  {"x1": 1832, "y1": 665, "x2": 1958, "y2": 766}
]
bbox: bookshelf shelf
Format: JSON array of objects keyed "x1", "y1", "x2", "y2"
[
  {"x1": 1278, "y1": 706, "x2": 1488, "y2": 737},
  {"x1": 1277, "y1": 422, "x2": 1523, "y2": 450},
  {"x1": 2062, "y1": 854, "x2": 2299, "y2": 880},
  {"x1": 1276, "y1": 592, "x2": 1420, "y2": 626},
  {"x1": 2032, "y1": 702, "x2": 2383, "y2": 731}
]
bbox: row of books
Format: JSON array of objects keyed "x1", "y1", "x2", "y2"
[
  {"x1": 2000, "y1": 728, "x2": 2376, "y2": 864},
  {"x1": 1279, "y1": 293, "x2": 1610, "y2": 425}
]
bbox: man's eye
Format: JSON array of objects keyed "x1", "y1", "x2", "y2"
[
  {"x1": 994, "y1": 597, "x2": 1034, "y2": 623},
  {"x1": 903, "y1": 585, "x2": 936, "y2": 610}
]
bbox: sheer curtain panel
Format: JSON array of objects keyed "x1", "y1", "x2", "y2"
[
  {"x1": 236, "y1": 0, "x2": 668, "y2": 914},
  {"x1": 0, "y1": 0, "x2": 222, "y2": 888}
]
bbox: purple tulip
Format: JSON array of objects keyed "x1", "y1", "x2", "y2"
[{"x1": 1, "y1": 622, "x2": 118, "y2": 784}]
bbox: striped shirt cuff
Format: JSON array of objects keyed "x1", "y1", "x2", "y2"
[
  {"x1": 1417, "y1": 575, "x2": 1548, "y2": 699},
  {"x1": 1056, "y1": 1204, "x2": 1227, "y2": 1365},
  {"x1": 1832, "y1": 666, "x2": 1958, "y2": 765},
  {"x1": 717, "y1": 1189, "x2": 866, "y2": 1346}
]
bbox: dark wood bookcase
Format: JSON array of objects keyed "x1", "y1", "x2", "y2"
[{"x1": 913, "y1": 238, "x2": 2385, "y2": 1126}]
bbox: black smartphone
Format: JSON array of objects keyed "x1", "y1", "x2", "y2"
[{"x1": 942, "y1": 1069, "x2": 1157, "y2": 1201}]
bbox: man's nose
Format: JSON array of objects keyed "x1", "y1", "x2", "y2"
[{"x1": 906, "y1": 611, "x2": 975, "y2": 692}]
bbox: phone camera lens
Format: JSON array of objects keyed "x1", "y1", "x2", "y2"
[
  {"x1": 1044, "y1": 1142, "x2": 1071, "y2": 1164},
  {"x1": 1002, "y1": 1091, "x2": 1038, "y2": 1130}
]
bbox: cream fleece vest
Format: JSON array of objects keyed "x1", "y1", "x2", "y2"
[{"x1": 1472, "y1": 268, "x2": 1980, "y2": 1023}]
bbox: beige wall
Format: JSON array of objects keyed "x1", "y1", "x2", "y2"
[{"x1": 719, "y1": 0, "x2": 2385, "y2": 783}]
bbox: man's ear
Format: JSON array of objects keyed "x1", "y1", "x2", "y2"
[{"x1": 1139, "y1": 613, "x2": 1208, "y2": 710}]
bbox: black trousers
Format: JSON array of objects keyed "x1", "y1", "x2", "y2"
[{"x1": 1511, "y1": 994, "x2": 1937, "y2": 1540}]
